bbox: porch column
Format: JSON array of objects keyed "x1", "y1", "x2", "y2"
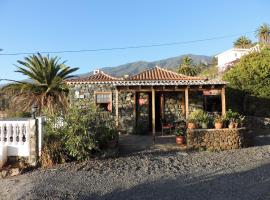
[
  {"x1": 115, "y1": 88, "x2": 119, "y2": 128},
  {"x1": 185, "y1": 87, "x2": 189, "y2": 119},
  {"x1": 152, "y1": 88, "x2": 156, "y2": 143},
  {"x1": 221, "y1": 86, "x2": 226, "y2": 116}
]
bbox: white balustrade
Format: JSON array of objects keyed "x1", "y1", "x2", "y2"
[{"x1": 0, "y1": 120, "x2": 31, "y2": 157}]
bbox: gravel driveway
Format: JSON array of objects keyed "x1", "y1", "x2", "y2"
[{"x1": 1, "y1": 145, "x2": 270, "y2": 200}]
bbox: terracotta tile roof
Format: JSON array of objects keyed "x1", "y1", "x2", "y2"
[
  {"x1": 66, "y1": 67, "x2": 226, "y2": 86},
  {"x1": 67, "y1": 71, "x2": 119, "y2": 83},
  {"x1": 129, "y1": 66, "x2": 205, "y2": 81}
]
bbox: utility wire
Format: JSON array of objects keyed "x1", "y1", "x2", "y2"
[{"x1": 0, "y1": 31, "x2": 255, "y2": 56}]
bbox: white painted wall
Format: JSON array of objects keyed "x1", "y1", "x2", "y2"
[
  {"x1": 216, "y1": 44, "x2": 260, "y2": 71},
  {"x1": 0, "y1": 145, "x2": 7, "y2": 168},
  {"x1": 216, "y1": 48, "x2": 248, "y2": 71},
  {"x1": 0, "y1": 120, "x2": 31, "y2": 157}
]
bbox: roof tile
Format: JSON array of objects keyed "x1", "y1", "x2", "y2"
[{"x1": 129, "y1": 66, "x2": 205, "y2": 81}]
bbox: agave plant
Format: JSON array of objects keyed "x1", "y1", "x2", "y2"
[{"x1": 2, "y1": 53, "x2": 78, "y2": 114}]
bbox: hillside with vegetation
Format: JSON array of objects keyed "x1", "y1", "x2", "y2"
[{"x1": 79, "y1": 54, "x2": 212, "y2": 77}]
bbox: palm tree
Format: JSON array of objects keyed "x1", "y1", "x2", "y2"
[
  {"x1": 2, "y1": 53, "x2": 78, "y2": 114},
  {"x1": 177, "y1": 56, "x2": 198, "y2": 76},
  {"x1": 233, "y1": 36, "x2": 252, "y2": 48},
  {"x1": 256, "y1": 23, "x2": 270, "y2": 44},
  {"x1": 182, "y1": 56, "x2": 192, "y2": 66}
]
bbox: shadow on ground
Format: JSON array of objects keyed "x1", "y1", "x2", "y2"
[
  {"x1": 80, "y1": 162, "x2": 270, "y2": 200},
  {"x1": 252, "y1": 129, "x2": 270, "y2": 146}
]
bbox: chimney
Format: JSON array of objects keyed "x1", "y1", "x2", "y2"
[
  {"x1": 123, "y1": 74, "x2": 129, "y2": 79},
  {"x1": 93, "y1": 69, "x2": 100, "y2": 74}
]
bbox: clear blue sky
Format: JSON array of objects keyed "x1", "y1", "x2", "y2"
[{"x1": 0, "y1": 0, "x2": 269, "y2": 82}]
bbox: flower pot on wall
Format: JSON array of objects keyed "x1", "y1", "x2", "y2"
[
  {"x1": 188, "y1": 122, "x2": 196, "y2": 129},
  {"x1": 201, "y1": 122, "x2": 208, "y2": 129},
  {"x1": 228, "y1": 122, "x2": 234, "y2": 129},
  {"x1": 176, "y1": 136, "x2": 185, "y2": 145},
  {"x1": 215, "y1": 122, "x2": 223, "y2": 129}
]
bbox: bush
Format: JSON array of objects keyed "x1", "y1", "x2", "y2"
[
  {"x1": 223, "y1": 49, "x2": 270, "y2": 98},
  {"x1": 42, "y1": 102, "x2": 117, "y2": 166}
]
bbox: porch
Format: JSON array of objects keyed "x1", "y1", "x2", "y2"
[
  {"x1": 116, "y1": 84, "x2": 226, "y2": 136},
  {"x1": 118, "y1": 134, "x2": 187, "y2": 154}
]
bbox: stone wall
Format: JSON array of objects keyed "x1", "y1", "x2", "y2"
[
  {"x1": 164, "y1": 93, "x2": 184, "y2": 122},
  {"x1": 245, "y1": 116, "x2": 270, "y2": 129},
  {"x1": 187, "y1": 128, "x2": 249, "y2": 151},
  {"x1": 118, "y1": 91, "x2": 135, "y2": 134},
  {"x1": 136, "y1": 92, "x2": 150, "y2": 134},
  {"x1": 69, "y1": 83, "x2": 116, "y2": 114}
]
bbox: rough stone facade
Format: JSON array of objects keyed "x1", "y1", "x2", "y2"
[
  {"x1": 245, "y1": 116, "x2": 270, "y2": 129},
  {"x1": 69, "y1": 83, "x2": 116, "y2": 114},
  {"x1": 187, "y1": 128, "x2": 249, "y2": 151},
  {"x1": 164, "y1": 92, "x2": 184, "y2": 122},
  {"x1": 136, "y1": 92, "x2": 150, "y2": 134},
  {"x1": 118, "y1": 91, "x2": 135, "y2": 134}
]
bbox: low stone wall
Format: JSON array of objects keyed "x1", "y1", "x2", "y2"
[
  {"x1": 187, "y1": 128, "x2": 249, "y2": 151},
  {"x1": 245, "y1": 116, "x2": 270, "y2": 129}
]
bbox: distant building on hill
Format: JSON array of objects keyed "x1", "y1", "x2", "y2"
[{"x1": 215, "y1": 44, "x2": 260, "y2": 71}]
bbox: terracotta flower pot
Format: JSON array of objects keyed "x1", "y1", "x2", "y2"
[
  {"x1": 228, "y1": 122, "x2": 234, "y2": 129},
  {"x1": 188, "y1": 122, "x2": 196, "y2": 129},
  {"x1": 176, "y1": 136, "x2": 185, "y2": 145},
  {"x1": 215, "y1": 122, "x2": 223, "y2": 129}
]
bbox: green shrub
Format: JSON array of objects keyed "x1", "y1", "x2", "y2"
[{"x1": 42, "y1": 102, "x2": 117, "y2": 165}]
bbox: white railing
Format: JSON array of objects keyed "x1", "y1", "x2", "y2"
[
  {"x1": 0, "y1": 119, "x2": 31, "y2": 157},
  {"x1": 0, "y1": 117, "x2": 45, "y2": 168},
  {"x1": 0, "y1": 117, "x2": 44, "y2": 157}
]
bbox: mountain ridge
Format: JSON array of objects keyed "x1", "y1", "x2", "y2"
[{"x1": 78, "y1": 54, "x2": 212, "y2": 78}]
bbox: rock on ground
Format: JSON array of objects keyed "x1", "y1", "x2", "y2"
[{"x1": 0, "y1": 145, "x2": 270, "y2": 200}]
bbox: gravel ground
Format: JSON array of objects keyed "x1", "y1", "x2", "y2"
[{"x1": 1, "y1": 145, "x2": 270, "y2": 200}]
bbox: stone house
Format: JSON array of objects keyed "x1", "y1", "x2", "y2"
[{"x1": 67, "y1": 66, "x2": 226, "y2": 135}]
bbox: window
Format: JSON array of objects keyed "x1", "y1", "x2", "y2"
[{"x1": 95, "y1": 92, "x2": 112, "y2": 112}]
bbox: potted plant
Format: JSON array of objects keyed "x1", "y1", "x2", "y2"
[
  {"x1": 200, "y1": 112, "x2": 211, "y2": 129},
  {"x1": 225, "y1": 109, "x2": 238, "y2": 129},
  {"x1": 214, "y1": 115, "x2": 224, "y2": 129},
  {"x1": 175, "y1": 130, "x2": 185, "y2": 145},
  {"x1": 228, "y1": 119, "x2": 235, "y2": 129},
  {"x1": 237, "y1": 115, "x2": 245, "y2": 128},
  {"x1": 187, "y1": 109, "x2": 203, "y2": 129},
  {"x1": 187, "y1": 118, "x2": 197, "y2": 129}
]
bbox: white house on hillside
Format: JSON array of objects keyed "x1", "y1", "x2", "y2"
[{"x1": 215, "y1": 44, "x2": 260, "y2": 71}]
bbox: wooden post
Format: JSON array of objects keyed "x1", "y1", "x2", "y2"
[
  {"x1": 152, "y1": 88, "x2": 156, "y2": 144},
  {"x1": 134, "y1": 91, "x2": 137, "y2": 132},
  {"x1": 185, "y1": 87, "x2": 189, "y2": 119},
  {"x1": 115, "y1": 89, "x2": 119, "y2": 128},
  {"x1": 160, "y1": 93, "x2": 164, "y2": 119},
  {"x1": 221, "y1": 86, "x2": 226, "y2": 116}
]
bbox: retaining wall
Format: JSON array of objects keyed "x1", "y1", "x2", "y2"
[{"x1": 187, "y1": 128, "x2": 249, "y2": 151}]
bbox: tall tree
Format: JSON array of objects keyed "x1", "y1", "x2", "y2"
[
  {"x1": 177, "y1": 56, "x2": 198, "y2": 76},
  {"x1": 223, "y1": 49, "x2": 270, "y2": 98},
  {"x1": 256, "y1": 23, "x2": 270, "y2": 44},
  {"x1": 233, "y1": 36, "x2": 252, "y2": 48},
  {"x1": 2, "y1": 53, "x2": 78, "y2": 114}
]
